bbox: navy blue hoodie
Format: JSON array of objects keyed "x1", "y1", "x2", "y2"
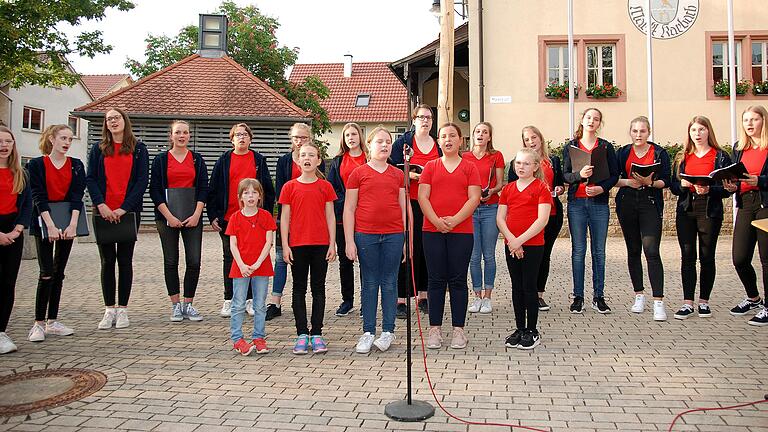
[
  {"x1": 27, "y1": 156, "x2": 86, "y2": 235},
  {"x1": 85, "y1": 141, "x2": 149, "y2": 216}
]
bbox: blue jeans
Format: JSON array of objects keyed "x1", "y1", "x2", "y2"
[
  {"x1": 355, "y1": 232, "x2": 404, "y2": 334},
  {"x1": 272, "y1": 244, "x2": 287, "y2": 297},
  {"x1": 567, "y1": 198, "x2": 609, "y2": 298},
  {"x1": 230, "y1": 276, "x2": 268, "y2": 342},
  {"x1": 469, "y1": 204, "x2": 499, "y2": 292}
]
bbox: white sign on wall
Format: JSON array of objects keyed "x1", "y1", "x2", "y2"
[
  {"x1": 489, "y1": 96, "x2": 512, "y2": 104},
  {"x1": 628, "y1": 0, "x2": 700, "y2": 40}
]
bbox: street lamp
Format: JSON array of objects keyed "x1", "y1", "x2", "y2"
[{"x1": 430, "y1": 0, "x2": 467, "y2": 20}]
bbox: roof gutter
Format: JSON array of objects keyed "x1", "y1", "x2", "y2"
[
  {"x1": 477, "y1": 0, "x2": 485, "y2": 121},
  {"x1": 70, "y1": 112, "x2": 312, "y2": 123}
]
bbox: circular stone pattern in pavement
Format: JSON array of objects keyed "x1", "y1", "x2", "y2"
[{"x1": 0, "y1": 368, "x2": 107, "y2": 417}]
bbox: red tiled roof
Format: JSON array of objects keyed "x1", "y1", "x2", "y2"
[
  {"x1": 75, "y1": 55, "x2": 308, "y2": 119},
  {"x1": 80, "y1": 74, "x2": 132, "y2": 99},
  {"x1": 288, "y1": 62, "x2": 408, "y2": 123}
]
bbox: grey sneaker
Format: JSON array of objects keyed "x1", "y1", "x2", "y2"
[
  {"x1": 0, "y1": 332, "x2": 17, "y2": 354},
  {"x1": 183, "y1": 303, "x2": 203, "y2": 321},
  {"x1": 170, "y1": 303, "x2": 183, "y2": 322},
  {"x1": 28, "y1": 323, "x2": 45, "y2": 342},
  {"x1": 45, "y1": 321, "x2": 74, "y2": 336}
]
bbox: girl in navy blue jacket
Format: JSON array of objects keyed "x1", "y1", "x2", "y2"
[
  {"x1": 0, "y1": 126, "x2": 31, "y2": 354},
  {"x1": 150, "y1": 120, "x2": 209, "y2": 322},
  {"x1": 27, "y1": 125, "x2": 86, "y2": 343},
  {"x1": 86, "y1": 108, "x2": 149, "y2": 330}
]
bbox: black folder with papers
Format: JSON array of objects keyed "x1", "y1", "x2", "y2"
[{"x1": 92, "y1": 212, "x2": 138, "y2": 244}]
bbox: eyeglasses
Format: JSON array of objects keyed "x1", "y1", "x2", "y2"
[
  {"x1": 106, "y1": 115, "x2": 122, "y2": 122},
  {"x1": 234, "y1": 132, "x2": 250, "y2": 138},
  {"x1": 291, "y1": 136, "x2": 310, "y2": 141},
  {"x1": 415, "y1": 115, "x2": 433, "y2": 121}
]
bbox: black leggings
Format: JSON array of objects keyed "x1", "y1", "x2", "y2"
[
  {"x1": 335, "y1": 223, "x2": 355, "y2": 304},
  {"x1": 617, "y1": 189, "x2": 664, "y2": 298},
  {"x1": 538, "y1": 202, "x2": 563, "y2": 293},
  {"x1": 157, "y1": 221, "x2": 202, "y2": 298},
  {"x1": 732, "y1": 191, "x2": 768, "y2": 301},
  {"x1": 398, "y1": 200, "x2": 428, "y2": 297},
  {"x1": 422, "y1": 232, "x2": 473, "y2": 327},
  {"x1": 34, "y1": 236, "x2": 74, "y2": 321},
  {"x1": 220, "y1": 231, "x2": 251, "y2": 301},
  {"x1": 676, "y1": 197, "x2": 721, "y2": 301},
  {"x1": 0, "y1": 214, "x2": 23, "y2": 332},
  {"x1": 98, "y1": 240, "x2": 136, "y2": 307},
  {"x1": 291, "y1": 245, "x2": 329, "y2": 336},
  {"x1": 506, "y1": 245, "x2": 544, "y2": 331}
]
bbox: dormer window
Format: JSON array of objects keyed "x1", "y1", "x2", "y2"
[{"x1": 355, "y1": 94, "x2": 371, "y2": 107}]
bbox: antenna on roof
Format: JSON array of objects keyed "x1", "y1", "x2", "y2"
[{"x1": 198, "y1": 14, "x2": 228, "y2": 58}]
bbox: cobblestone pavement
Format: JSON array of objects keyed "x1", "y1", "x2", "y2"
[{"x1": 1, "y1": 232, "x2": 767, "y2": 432}]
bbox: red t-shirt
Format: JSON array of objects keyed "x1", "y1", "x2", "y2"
[
  {"x1": 499, "y1": 178, "x2": 552, "y2": 246},
  {"x1": 346, "y1": 164, "x2": 404, "y2": 234},
  {"x1": 408, "y1": 138, "x2": 440, "y2": 200},
  {"x1": 44, "y1": 156, "x2": 72, "y2": 202},
  {"x1": 625, "y1": 145, "x2": 655, "y2": 179},
  {"x1": 540, "y1": 158, "x2": 557, "y2": 216},
  {"x1": 226, "y1": 152, "x2": 256, "y2": 221},
  {"x1": 740, "y1": 146, "x2": 768, "y2": 193},
  {"x1": 104, "y1": 143, "x2": 133, "y2": 210},
  {"x1": 461, "y1": 151, "x2": 505, "y2": 205},
  {"x1": 167, "y1": 151, "x2": 195, "y2": 189},
  {"x1": 683, "y1": 148, "x2": 715, "y2": 193},
  {"x1": 278, "y1": 179, "x2": 337, "y2": 246},
  {"x1": 340, "y1": 152, "x2": 367, "y2": 187},
  {"x1": 419, "y1": 158, "x2": 481, "y2": 234},
  {"x1": 0, "y1": 168, "x2": 17, "y2": 215},
  {"x1": 574, "y1": 140, "x2": 597, "y2": 199},
  {"x1": 225, "y1": 208, "x2": 276, "y2": 278},
  {"x1": 291, "y1": 161, "x2": 301, "y2": 180}
]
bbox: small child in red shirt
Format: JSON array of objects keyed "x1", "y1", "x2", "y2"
[{"x1": 225, "y1": 178, "x2": 276, "y2": 356}]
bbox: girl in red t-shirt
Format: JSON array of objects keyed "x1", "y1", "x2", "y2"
[
  {"x1": 497, "y1": 148, "x2": 551, "y2": 350},
  {"x1": 225, "y1": 178, "x2": 276, "y2": 355},
  {"x1": 419, "y1": 123, "x2": 481, "y2": 350},
  {"x1": 279, "y1": 142, "x2": 337, "y2": 354}
]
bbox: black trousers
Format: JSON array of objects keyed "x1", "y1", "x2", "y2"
[
  {"x1": 506, "y1": 245, "x2": 544, "y2": 331},
  {"x1": 676, "y1": 197, "x2": 722, "y2": 301},
  {"x1": 97, "y1": 240, "x2": 136, "y2": 307},
  {"x1": 616, "y1": 189, "x2": 664, "y2": 297},
  {"x1": 398, "y1": 200, "x2": 428, "y2": 297},
  {"x1": 732, "y1": 191, "x2": 768, "y2": 300},
  {"x1": 422, "y1": 232, "x2": 473, "y2": 327},
  {"x1": 157, "y1": 221, "x2": 202, "y2": 298},
  {"x1": 334, "y1": 223, "x2": 355, "y2": 304},
  {"x1": 291, "y1": 245, "x2": 328, "y2": 336},
  {"x1": 0, "y1": 214, "x2": 23, "y2": 332},
  {"x1": 34, "y1": 236, "x2": 74, "y2": 321},
  {"x1": 219, "y1": 231, "x2": 251, "y2": 301},
  {"x1": 538, "y1": 202, "x2": 563, "y2": 293}
]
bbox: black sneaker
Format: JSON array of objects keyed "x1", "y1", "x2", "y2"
[
  {"x1": 569, "y1": 296, "x2": 584, "y2": 314},
  {"x1": 518, "y1": 329, "x2": 541, "y2": 350},
  {"x1": 265, "y1": 304, "x2": 281, "y2": 321},
  {"x1": 730, "y1": 297, "x2": 763, "y2": 316},
  {"x1": 538, "y1": 297, "x2": 550, "y2": 311},
  {"x1": 418, "y1": 298, "x2": 428, "y2": 314},
  {"x1": 504, "y1": 329, "x2": 523, "y2": 348},
  {"x1": 674, "y1": 304, "x2": 694, "y2": 320},
  {"x1": 697, "y1": 303, "x2": 712, "y2": 318},
  {"x1": 592, "y1": 297, "x2": 612, "y2": 314},
  {"x1": 748, "y1": 307, "x2": 768, "y2": 326},
  {"x1": 335, "y1": 301, "x2": 354, "y2": 317},
  {"x1": 396, "y1": 303, "x2": 407, "y2": 319}
]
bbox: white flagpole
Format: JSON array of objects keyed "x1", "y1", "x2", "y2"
[
  {"x1": 568, "y1": 0, "x2": 574, "y2": 139},
  {"x1": 727, "y1": 0, "x2": 737, "y2": 144},
  {"x1": 646, "y1": 0, "x2": 654, "y2": 141}
]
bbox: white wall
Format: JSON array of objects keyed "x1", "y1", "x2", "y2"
[{"x1": 323, "y1": 121, "x2": 408, "y2": 156}]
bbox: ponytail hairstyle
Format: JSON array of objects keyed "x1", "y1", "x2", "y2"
[
  {"x1": 472, "y1": 122, "x2": 497, "y2": 154},
  {"x1": 237, "y1": 178, "x2": 264, "y2": 209},
  {"x1": 168, "y1": 120, "x2": 190, "y2": 149},
  {"x1": 515, "y1": 147, "x2": 545, "y2": 182},
  {"x1": 100, "y1": 108, "x2": 137, "y2": 156},
  {"x1": 521, "y1": 125, "x2": 549, "y2": 159},
  {"x1": 675, "y1": 115, "x2": 722, "y2": 176},
  {"x1": 39, "y1": 124, "x2": 73, "y2": 155},
  {"x1": 289, "y1": 122, "x2": 313, "y2": 152},
  {"x1": 298, "y1": 140, "x2": 326, "y2": 179},
  {"x1": 736, "y1": 105, "x2": 768, "y2": 151},
  {"x1": 628, "y1": 116, "x2": 652, "y2": 138},
  {"x1": 0, "y1": 126, "x2": 26, "y2": 193},
  {"x1": 337, "y1": 122, "x2": 368, "y2": 157},
  {"x1": 574, "y1": 107, "x2": 604, "y2": 141}
]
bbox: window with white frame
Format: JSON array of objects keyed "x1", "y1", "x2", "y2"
[
  {"x1": 752, "y1": 41, "x2": 768, "y2": 82},
  {"x1": 393, "y1": 126, "x2": 407, "y2": 142},
  {"x1": 355, "y1": 94, "x2": 370, "y2": 107},
  {"x1": 712, "y1": 41, "x2": 742, "y2": 83},
  {"x1": 22, "y1": 106, "x2": 44, "y2": 132},
  {"x1": 547, "y1": 45, "x2": 577, "y2": 86},
  {"x1": 586, "y1": 44, "x2": 616, "y2": 87},
  {"x1": 68, "y1": 116, "x2": 79, "y2": 138}
]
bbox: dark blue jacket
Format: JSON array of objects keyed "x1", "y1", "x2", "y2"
[
  {"x1": 207, "y1": 149, "x2": 275, "y2": 228},
  {"x1": 670, "y1": 149, "x2": 732, "y2": 218},
  {"x1": 3, "y1": 174, "x2": 32, "y2": 229},
  {"x1": 509, "y1": 154, "x2": 564, "y2": 213},
  {"x1": 27, "y1": 156, "x2": 86, "y2": 235},
  {"x1": 275, "y1": 151, "x2": 326, "y2": 219},
  {"x1": 732, "y1": 143, "x2": 768, "y2": 209},
  {"x1": 562, "y1": 138, "x2": 619, "y2": 205},
  {"x1": 85, "y1": 141, "x2": 149, "y2": 215},
  {"x1": 149, "y1": 150, "x2": 209, "y2": 222},
  {"x1": 388, "y1": 130, "x2": 442, "y2": 167},
  {"x1": 615, "y1": 143, "x2": 671, "y2": 218}
]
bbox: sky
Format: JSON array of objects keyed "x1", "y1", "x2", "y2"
[{"x1": 63, "y1": 0, "x2": 467, "y2": 75}]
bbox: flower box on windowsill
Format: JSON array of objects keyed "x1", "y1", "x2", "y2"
[
  {"x1": 544, "y1": 81, "x2": 580, "y2": 100},
  {"x1": 753, "y1": 81, "x2": 768, "y2": 96},
  {"x1": 585, "y1": 84, "x2": 622, "y2": 99},
  {"x1": 713, "y1": 79, "x2": 750, "y2": 97},
  {"x1": 545, "y1": 92, "x2": 579, "y2": 100}
]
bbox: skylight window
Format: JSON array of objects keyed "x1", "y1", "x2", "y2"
[{"x1": 355, "y1": 94, "x2": 371, "y2": 107}]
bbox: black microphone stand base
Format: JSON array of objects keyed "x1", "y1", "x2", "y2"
[{"x1": 384, "y1": 399, "x2": 435, "y2": 422}]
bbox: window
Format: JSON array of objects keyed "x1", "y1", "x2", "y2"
[
  {"x1": 393, "y1": 126, "x2": 407, "y2": 142},
  {"x1": 711, "y1": 41, "x2": 742, "y2": 83},
  {"x1": 355, "y1": 94, "x2": 370, "y2": 107},
  {"x1": 547, "y1": 44, "x2": 577, "y2": 86},
  {"x1": 68, "y1": 116, "x2": 79, "y2": 138},
  {"x1": 706, "y1": 32, "x2": 768, "y2": 99},
  {"x1": 753, "y1": 41, "x2": 768, "y2": 82},
  {"x1": 587, "y1": 44, "x2": 616, "y2": 87},
  {"x1": 22, "y1": 106, "x2": 44, "y2": 131}
]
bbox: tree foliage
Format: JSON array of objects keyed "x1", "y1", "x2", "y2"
[
  {"x1": 0, "y1": 0, "x2": 134, "y2": 88},
  {"x1": 125, "y1": 1, "x2": 330, "y2": 137}
]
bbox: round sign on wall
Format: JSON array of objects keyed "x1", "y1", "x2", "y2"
[
  {"x1": 458, "y1": 109, "x2": 470, "y2": 122},
  {"x1": 628, "y1": 0, "x2": 700, "y2": 40}
]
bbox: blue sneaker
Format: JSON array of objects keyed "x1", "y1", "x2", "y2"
[
  {"x1": 170, "y1": 303, "x2": 183, "y2": 322},
  {"x1": 293, "y1": 334, "x2": 309, "y2": 355},
  {"x1": 310, "y1": 335, "x2": 328, "y2": 353},
  {"x1": 183, "y1": 303, "x2": 203, "y2": 322}
]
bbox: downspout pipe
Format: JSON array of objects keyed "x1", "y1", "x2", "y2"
[{"x1": 477, "y1": 0, "x2": 484, "y2": 121}]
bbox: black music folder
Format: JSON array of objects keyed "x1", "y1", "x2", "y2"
[
  {"x1": 680, "y1": 162, "x2": 749, "y2": 186},
  {"x1": 568, "y1": 144, "x2": 609, "y2": 184},
  {"x1": 165, "y1": 187, "x2": 197, "y2": 222},
  {"x1": 92, "y1": 212, "x2": 138, "y2": 244},
  {"x1": 630, "y1": 162, "x2": 661, "y2": 178},
  {"x1": 38, "y1": 202, "x2": 89, "y2": 239}
]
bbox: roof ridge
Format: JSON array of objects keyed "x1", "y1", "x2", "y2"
[{"x1": 221, "y1": 56, "x2": 308, "y2": 118}]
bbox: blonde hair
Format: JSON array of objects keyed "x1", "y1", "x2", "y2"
[
  {"x1": 168, "y1": 120, "x2": 190, "y2": 149},
  {"x1": 737, "y1": 105, "x2": 768, "y2": 151},
  {"x1": 675, "y1": 115, "x2": 722, "y2": 175},
  {"x1": 290, "y1": 123, "x2": 313, "y2": 151},
  {"x1": 0, "y1": 126, "x2": 26, "y2": 193},
  {"x1": 39, "y1": 124, "x2": 72, "y2": 155},
  {"x1": 629, "y1": 116, "x2": 652, "y2": 136},
  {"x1": 237, "y1": 178, "x2": 264, "y2": 209},
  {"x1": 100, "y1": 108, "x2": 137, "y2": 156},
  {"x1": 367, "y1": 125, "x2": 392, "y2": 145},
  {"x1": 574, "y1": 108, "x2": 604, "y2": 140},
  {"x1": 472, "y1": 122, "x2": 497, "y2": 154},
  {"x1": 514, "y1": 147, "x2": 545, "y2": 182},
  {"x1": 521, "y1": 125, "x2": 550, "y2": 159},
  {"x1": 337, "y1": 122, "x2": 369, "y2": 157},
  {"x1": 297, "y1": 140, "x2": 325, "y2": 180}
]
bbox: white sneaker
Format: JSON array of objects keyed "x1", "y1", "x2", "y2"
[
  {"x1": 479, "y1": 298, "x2": 492, "y2": 314},
  {"x1": 0, "y1": 332, "x2": 17, "y2": 354},
  {"x1": 356, "y1": 332, "x2": 375, "y2": 354},
  {"x1": 28, "y1": 323, "x2": 45, "y2": 342},
  {"x1": 115, "y1": 308, "x2": 130, "y2": 329},
  {"x1": 245, "y1": 299, "x2": 254, "y2": 316},
  {"x1": 220, "y1": 300, "x2": 232, "y2": 317},
  {"x1": 45, "y1": 321, "x2": 74, "y2": 336},
  {"x1": 98, "y1": 308, "x2": 116, "y2": 330},
  {"x1": 653, "y1": 300, "x2": 667, "y2": 321},
  {"x1": 631, "y1": 294, "x2": 646, "y2": 313},
  {"x1": 468, "y1": 298, "x2": 482, "y2": 313},
  {"x1": 374, "y1": 331, "x2": 395, "y2": 352}
]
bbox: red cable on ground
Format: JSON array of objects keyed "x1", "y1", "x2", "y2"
[{"x1": 666, "y1": 399, "x2": 768, "y2": 432}]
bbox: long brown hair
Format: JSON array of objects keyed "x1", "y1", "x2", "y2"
[
  {"x1": 337, "y1": 122, "x2": 369, "y2": 157},
  {"x1": 298, "y1": 140, "x2": 325, "y2": 180},
  {"x1": 521, "y1": 125, "x2": 549, "y2": 159},
  {"x1": 39, "y1": 124, "x2": 72, "y2": 155},
  {"x1": 574, "y1": 107, "x2": 604, "y2": 141},
  {"x1": 736, "y1": 105, "x2": 768, "y2": 151},
  {"x1": 675, "y1": 115, "x2": 722, "y2": 174},
  {"x1": 100, "y1": 108, "x2": 137, "y2": 156},
  {"x1": 472, "y1": 122, "x2": 497, "y2": 154},
  {"x1": 0, "y1": 126, "x2": 26, "y2": 193},
  {"x1": 237, "y1": 178, "x2": 264, "y2": 208}
]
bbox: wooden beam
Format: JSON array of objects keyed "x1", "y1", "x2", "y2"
[{"x1": 437, "y1": 0, "x2": 455, "y2": 128}]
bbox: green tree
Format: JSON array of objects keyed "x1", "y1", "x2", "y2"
[
  {"x1": 0, "y1": 0, "x2": 134, "y2": 88},
  {"x1": 125, "y1": 1, "x2": 330, "y2": 138}
]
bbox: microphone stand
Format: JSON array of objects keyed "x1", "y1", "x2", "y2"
[{"x1": 385, "y1": 142, "x2": 435, "y2": 422}]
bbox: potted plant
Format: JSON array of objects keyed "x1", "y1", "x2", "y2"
[
  {"x1": 753, "y1": 80, "x2": 768, "y2": 96},
  {"x1": 545, "y1": 80, "x2": 580, "y2": 99},
  {"x1": 713, "y1": 79, "x2": 751, "y2": 96},
  {"x1": 585, "y1": 83, "x2": 622, "y2": 98}
]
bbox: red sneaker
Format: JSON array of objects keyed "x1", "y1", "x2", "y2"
[
  {"x1": 252, "y1": 338, "x2": 269, "y2": 354},
  {"x1": 233, "y1": 338, "x2": 254, "y2": 356}
]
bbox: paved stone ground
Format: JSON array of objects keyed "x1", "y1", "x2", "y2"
[{"x1": 1, "y1": 232, "x2": 767, "y2": 432}]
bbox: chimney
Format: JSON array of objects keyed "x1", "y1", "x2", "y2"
[
  {"x1": 198, "y1": 14, "x2": 228, "y2": 58},
  {"x1": 343, "y1": 54, "x2": 353, "y2": 78}
]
